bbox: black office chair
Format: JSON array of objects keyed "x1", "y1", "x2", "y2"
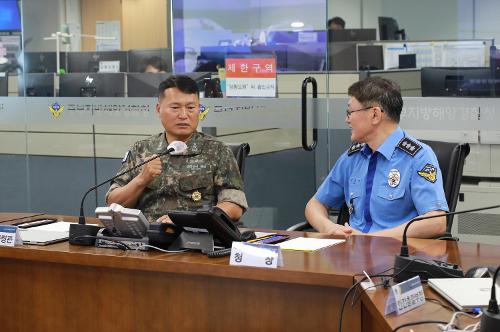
[
  {"x1": 226, "y1": 142, "x2": 250, "y2": 177},
  {"x1": 287, "y1": 140, "x2": 470, "y2": 238}
]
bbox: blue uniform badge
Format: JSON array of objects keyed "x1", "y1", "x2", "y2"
[
  {"x1": 418, "y1": 163, "x2": 437, "y2": 183},
  {"x1": 121, "y1": 150, "x2": 130, "y2": 164},
  {"x1": 388, "y1": 169, "x2": 401, "y2": 187}
]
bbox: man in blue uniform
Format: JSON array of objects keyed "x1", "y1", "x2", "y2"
[{"x1": 305, "y1": 77, "x2": 448, "y2": 238}]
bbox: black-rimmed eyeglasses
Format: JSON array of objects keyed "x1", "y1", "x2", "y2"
[{"x1": 346, "y1": 106, "x2": 373, "y2": 118}]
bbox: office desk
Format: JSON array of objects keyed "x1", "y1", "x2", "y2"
[
  {"x1": 1, "y1": 215, "x2": 497, "y2": 332},
  {"x1": 359, "y1": 239, "x2": 500, "y2": 332}
]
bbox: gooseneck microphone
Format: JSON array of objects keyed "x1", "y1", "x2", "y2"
[
  {"x1": 69, "y1": 141, "x2": 188, "y2": 245},
  {"x1": 481, "y1": 265, "x2": 500, "y2": 332},
  {"x1": 394, "y1": 204, "x2": 500, "y2": 282}
]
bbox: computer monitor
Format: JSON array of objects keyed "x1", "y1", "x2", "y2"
[
  {"x1": 251, "y1": 44, "x2": 288, "y2": 71},
  {"x1": 329, "y1": 29, "x2": 377, "y2": 42},
  {"x1": 378, "y1": 17, "x2": 406, "y2": 40},
  {"x1": 267, "y1": 30, "x2": 327, "y2": 45},
  {"x1": 0, "y1": 74, "x2": 7, "y2": 96},
  {"x1": 197, "y1": 46, "x2": 251, "y2": 72},
  {"x1": 358, "y1": 45, "x2": 384, "y2": 70},
  {"x1": 0, "y1": 0, "x2": 21, "y2": 32},
  {"x1": 286, "y1": 42, "x2": 326, "y2": 71},
  {"x1": 421, "y1": 67, "x2": 494, "y2": 97},
  {"x1": 67, "y1": 51, "x2": 128, "y2": 73},
  {"x1": 23, "y1": 52, "x2": 67, "y2": 73},
  {"x1": 491, "y1": 46, "x2": 500, "y2": 95},
  {"x1": 59, "y1": 73, "x2": 126, "y2": 97},
  {"x1": 128, "y1": 48, "x2": 172, "y2": 73},
  {"x1": 127, "y1": 73, "x2": 170, "y2": 97},
  {"x1": 19, "y1": 73, "x2": 55, "y2": 97}
]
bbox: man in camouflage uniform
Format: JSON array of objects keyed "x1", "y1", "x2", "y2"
[{"x1": 106, "y1": 75, "x2": 247, "y2": 223}]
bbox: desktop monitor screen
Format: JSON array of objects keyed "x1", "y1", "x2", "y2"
[
  {"x1": 23, "y1": 52, "x2": 66, "y2": 73},
  {"x1": 329, "y1": 29, "x2": 377, "y2": 42},
  {"x1": 379, "y1": 17, "x2": 405, "y2": 40},
  {"x1": 197, "y1": 46, "x2": 251, "y2": 72},
  {"x1": 19, "y1": 73, "x2": 55, "y2": 97},
  {"x1": 358, "y1": 45, "x2": 384, "y2": 70},
  {"x1": 0, "y1": 1, "x2": 21, "y2": 31},
  {"x1": 421, "y1": 67, "x2": 494, "y2": 97},
  {"x1": 59, "y1": 73, "x2": 125, "y2": 97},
  {"x1": 67, "y1": 51, "x2": 128, "y2": 73},
  {"x1": 0, "y1": 74, "x2": 7, "y2": 96},
  {"x1": 127, "y1": 72, "x2": 170, "y2": 97},
  {"x1": 128, "y1": 48, "x2": 172, "y2": 73}
]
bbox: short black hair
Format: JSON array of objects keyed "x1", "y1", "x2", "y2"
[
  {"x1": 347, "y1": 77, "x2": 403, "y2": 123},
  {"x1": 328, "y1": 16, "x2": 345, "y2": 29},
  {"x1": 158, "y1": 75, "x2": 199, "y2": 99},
  {"x1": 142, "y1": 56, "x2": 167, "y2": 72}
]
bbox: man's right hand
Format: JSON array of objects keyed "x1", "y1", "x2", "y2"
[
  {"x1": 137, "y1": 154, "x2": 163, "y2": 185},
  {"x1": 324, "y1": 223, "x2": 354, "y2": 237}
]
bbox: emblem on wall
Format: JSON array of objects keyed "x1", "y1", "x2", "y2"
[{"x1": 49, "y1": 102, "x2": 64, "y2": 118}]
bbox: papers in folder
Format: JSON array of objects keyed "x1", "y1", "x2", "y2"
[{"x1": 278, "y1": 237, "x2": 344, "y2": 252}]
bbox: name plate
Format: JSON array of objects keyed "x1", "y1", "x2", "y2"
[
  {"x1": 230, "y1": 242, "x2": 283, "y2": 268},
  {"x1": 384, "y1": 276, "x2": 425, "y2": 316},
  {"x1": 0, "y1": 225, "x2": 22, "y2": 247}
]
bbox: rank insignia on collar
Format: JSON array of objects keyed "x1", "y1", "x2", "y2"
[
  {"x1": 192, "y1": 190, "x2": 202, "y2": 202},
  {"x1": 397, "y1": 137, "x2": 422, "y2": 157},
  {"x1": 347, "y1": 142, "x2": 365, "y2": 156},
  {"x1": 417, "y1": 163, "x2": 437, "y2": 183}
]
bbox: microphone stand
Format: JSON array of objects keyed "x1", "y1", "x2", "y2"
[
  {"x1": 394, "y1": 205, "x2": 500, "y2": 282},
  {"x1": 69, "y1": 148, "x2": 175, "y2": 245},
  {"x1": 481, "y1": 265, "x2": 500, "y2": 332}
]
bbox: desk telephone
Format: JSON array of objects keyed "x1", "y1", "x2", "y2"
[{"x1": 168, "y1": 206, "x2": 255, "y2": 248}]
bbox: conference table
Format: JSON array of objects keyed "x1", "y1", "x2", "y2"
[{"x1": 1, "y1": 213, "x2": 499, "y2": 332}]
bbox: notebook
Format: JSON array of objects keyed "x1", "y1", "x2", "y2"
[
  {"x1": 428, "y1": 277, "x2": 500, "y2": 311},
  {"x1": 19, "y1": 222, "x2": 71, "y2": 245}
]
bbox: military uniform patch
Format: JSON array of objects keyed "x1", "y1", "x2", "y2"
[
  {"x1": 347, "y1": 142, "x2": 365, "y2": 156},
  {"x1": 417, "y1": 163, "x2": 437, "y2": 183},
  {"x1": 397, "y1": 137, "x2": 422, "y2": 157}
]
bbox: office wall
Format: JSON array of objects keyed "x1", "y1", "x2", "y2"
[
  {"x1": 80, "y1": 0, "x2": 122, "y2": 51},
  {"x1": 22, "y1": 0, "x2": 63, "y2": 52},
  {"x1": 121, "y1": 0, "x2": 168, "y2": 49},
  {"x1": 475, "y1": 0, "x2": 500, "y2": 41}
]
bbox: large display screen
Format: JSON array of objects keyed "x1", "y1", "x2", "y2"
[{"x1": 0, "y1": 1, "x2": 21, "y2": 32}]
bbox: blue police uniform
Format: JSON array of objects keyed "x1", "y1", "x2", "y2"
[{"x1": 315, "y1": 127, "x2": 449, "y2": 233}]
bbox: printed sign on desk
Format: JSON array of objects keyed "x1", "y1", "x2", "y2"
[
  {"x1": 0, "y1": 225, "x2": 22, "y2": 247},
  {"x1": 384, "y1": 275, "x2": 425, "y2": 316},
  {"x1": 230, "y1": 242, "x2": 283, "y2": 268},
  {"x1": 225, "y1": 57, "x2": 276, "y2": 97}
]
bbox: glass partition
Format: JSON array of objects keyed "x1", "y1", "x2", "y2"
[{"x1": 0, "y1": 0, "x2": 498, "y2": 244}]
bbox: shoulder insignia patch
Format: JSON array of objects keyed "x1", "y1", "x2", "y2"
[
  {"x1": 347, "y1": 142, "x2": 365, "y2": 156},
  {"x1": 121, "y1": 150, "x2": 130, "y2": 164},
  {"x1": 397, "y1": 137, "x2": 422, "y2": 157},
  {"x1": 417, "y1": 163, "x2": 437, "y2": 183}
]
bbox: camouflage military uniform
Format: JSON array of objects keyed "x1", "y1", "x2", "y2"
[{"x1": 106, "y1": 131, "x2": 248, "y2": 222}]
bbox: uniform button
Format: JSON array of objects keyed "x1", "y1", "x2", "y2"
[
  {"x1": 350, "y1": 192, "x2": 354, "y2": 197},
  {"x1": 389, "y1": 194, "x2": 393, "y2": 199}
]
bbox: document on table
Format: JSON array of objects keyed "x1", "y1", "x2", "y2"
[{"x1": 278, "y1": 237, "x2": 344, "y2": 252}]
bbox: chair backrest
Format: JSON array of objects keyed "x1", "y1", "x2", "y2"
[
  {"x1": 421, "y1": 140, "x2": 470, "y2": 234},
  {"x1": 226, "y1": 143, "x2": 250, "y2": 177}
]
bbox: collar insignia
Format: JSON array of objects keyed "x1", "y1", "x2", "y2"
[
  {"x1": 397, "y1": 137, "x2": 422, "y2": 157},
  {"x1": 347, "y1": 142, "x2": 365, "y2": 156}
]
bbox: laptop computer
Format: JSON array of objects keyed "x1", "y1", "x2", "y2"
[
  {"x1": 428, "y1": 278, "x2": 500, "y2": 311},
  {"x1": 19, "y1": 222, "x2": 71, "y2": 245}
]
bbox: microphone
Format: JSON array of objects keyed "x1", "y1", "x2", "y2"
[
  {"x1": 69, "y1": 141, "x2": 188, "y2": 245},
  {"x1": 393, "y1": 204, "x2": 500, "y2": 282},
  {"x1": 481, "y1": 265, "x2": 500, "y2": 332}
]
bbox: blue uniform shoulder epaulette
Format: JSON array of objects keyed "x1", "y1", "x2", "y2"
[
  {"x1": 347, "y1": 142, "x2": 365, "y2": 156},
  {"x1": 397, "y1": 137, "x2": 422, "y2": 157}
]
